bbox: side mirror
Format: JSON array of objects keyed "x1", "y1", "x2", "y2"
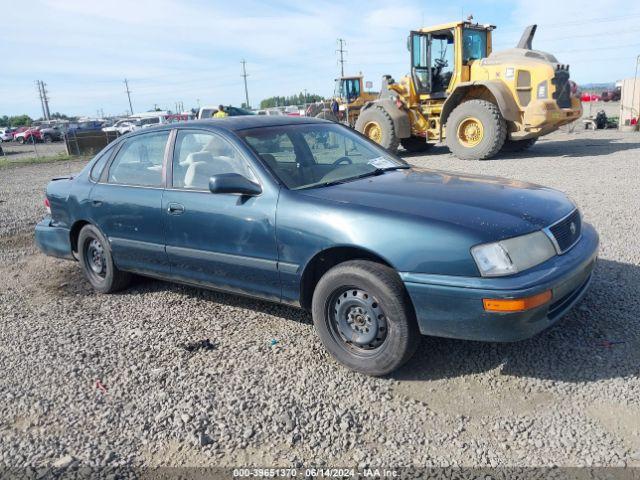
[{"x1": 208, "y1": 173, "x2": 262, "y2": 196}]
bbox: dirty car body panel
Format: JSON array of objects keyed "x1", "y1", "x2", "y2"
[{"x1": 35, "y1": 117, "x2": 598, "y2": 343}]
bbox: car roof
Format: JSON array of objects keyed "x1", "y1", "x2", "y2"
[{"x1": 156, "y1": 115, "x2": 329, "y2": 132}]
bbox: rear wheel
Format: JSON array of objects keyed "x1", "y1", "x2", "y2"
[
  {"x1": 400, "y1": 136, "x2": 432, "y2": 153},
  {"x1": 311, "y1": 260, "x2": 419, "y2": 376},
  {"x1": 355, "y1": 105, "x2": 400, "y2": 153},
  {"x1": 78, "y1": 224, "x2": 131, "y2": 293},
  {"x1": 445, "y1": 99, "x2": 507, "y2": 160},
  {"x1": 43, "y1": 135, "x2": 53, "y2": 144},
  {"x1": 501, "y1": 137, "x2": 537, "y2": 153}
]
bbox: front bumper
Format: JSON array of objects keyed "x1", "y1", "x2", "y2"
[
  {"x1": 34, "y1": 216, "x2": 74, "y2": 260},
  {"x1": 401, "y1": 223, "x2": 599, "y2": 342}
]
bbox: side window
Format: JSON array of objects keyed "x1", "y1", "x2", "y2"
[
  {"x1": 89, "y1": 146, "x2": 114, "y2": 181},
  {"x1": 107, "y1": 132, "x2": 169, "y2": 187},
  {"x1": 172, "y1": 130, "x2": 256, "y2": 189}
]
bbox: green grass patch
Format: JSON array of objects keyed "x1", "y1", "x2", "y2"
[{"x1": 0, "y1": 153, "x2": 89, "y2": 169}]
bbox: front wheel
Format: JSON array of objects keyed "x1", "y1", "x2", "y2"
[
  {"x1": 17, "y1": 137, "x2": 25, "y2": 144},
  {"x1": 78, "y1": 224, "x2": 131, "y2": 293},
  {"x1": 355, "y1": 105, "x2": 400, "y2": 153},
  {"x1": 311, "y1": 260, "x2": 419, "y2": 376},
  {"x1": 445, "y1": 99, "x2": 507, "y2": 160}
]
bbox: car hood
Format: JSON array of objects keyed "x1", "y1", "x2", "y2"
[{"x1": 298, "y1": 168, "x2": 575, "y2": 241}]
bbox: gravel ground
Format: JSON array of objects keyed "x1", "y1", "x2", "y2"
[{"x1": 0, "y1": 128, "x2": 639, "y2": 472}]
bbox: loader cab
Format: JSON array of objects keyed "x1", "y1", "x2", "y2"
[
  {"x1": 335, "y1": 76, "x2": 363, "y2": 104},
  {"x1": 409, "y1": 22, "x2": 492, "y2": 97}
]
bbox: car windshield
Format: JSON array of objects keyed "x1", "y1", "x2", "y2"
[{"x1": 238, "y1": 123, "x2": 408, "y2": 190}]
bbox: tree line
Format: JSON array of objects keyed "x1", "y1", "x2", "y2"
[
  {"x1": 259, "y1": 92, "x2": 325, "y2": 109},
  {"x1": 0, "y1": 112, "x2": 74, "y2": 127}
]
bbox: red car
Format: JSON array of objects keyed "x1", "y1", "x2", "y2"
[
  {"x1": 14, "y1": 127, "x2": 43, "y2": 144},
  {"x1": 580, "y1": 93, "x2": 601, "y2": 102}
]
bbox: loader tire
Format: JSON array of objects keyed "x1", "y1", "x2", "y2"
[
  {"x1": 501, "y1": 137, "x2": 537, "y2": 153},
  {"x1": 400, "y1": 136, "x2": 432, "y2": 153},
  {"x1": 355, "y1": 105, "x2": 400, "y2": 153},
  {"x1": 446, "y1": 100, "x2": 507, "y2": 160}
]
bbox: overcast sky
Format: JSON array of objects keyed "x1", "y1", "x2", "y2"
[{"x1": 2, "y1": 0, "x2": 639, "y2": 118}]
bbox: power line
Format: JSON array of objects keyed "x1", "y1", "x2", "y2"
[
  {"x1": 497, "y1": 13, "x2": 640, "y2": 33},
  {"x1": 336, "y1": 38, "x2": 347, "y2": 77},
  {"x1": 241, "y1": 59, "x2": 250, "y2": 109},
  {"x1": 123, "y1": 78, "x2": 134, "y2": 115}
]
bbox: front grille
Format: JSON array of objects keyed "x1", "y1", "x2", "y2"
[
  {"x1": 552, "y1": 70, "x2": 571, "y2": 108},
  {"x1": 547, "y1": 209, "x2": 581, "y2": 253}
]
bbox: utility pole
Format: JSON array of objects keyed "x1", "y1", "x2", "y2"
[
  {"x1": 241, "y1": 59, "x2": 250, "y2": 109},
  {"x1": 36, "y1": 81, "x2": 46, "y2": 120},
  {"x1": 336, "y1": 38, "x2": 347, "y2": 77},
  {"x1": 123, "y1": 78, "x2": 134, "y2": 115},
  {"x1": 39, "y1": 80, "x2": 51, "y2": 120}
]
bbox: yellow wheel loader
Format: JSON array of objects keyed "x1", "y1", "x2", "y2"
[
  {"x1": 310, "y1": 75, "x2": 378, "y2": 126},
  {"x1": 355, "y1": 22, "x2": 582, "y2": 159}
]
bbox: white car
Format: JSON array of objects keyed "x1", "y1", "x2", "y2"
[
  {"x1": 102, "y1": 120, "x2": 139, "y2": 135},
  {"x1": 256, "y1": 109, "x2": 284, "y2": 116},
  {"x1": 0, "y1": 128, "x2": 14, "y2": 142}
]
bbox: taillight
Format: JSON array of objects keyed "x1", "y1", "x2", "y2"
[{"x1": 44, "y1": 197, "x2": 51, "y2": 214}]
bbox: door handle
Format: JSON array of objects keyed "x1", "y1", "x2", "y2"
[
  {"x1": 167, "y1": 203, "x2": 185, "y2": 215},
  {"x1": 92, "y1": 200, "x2": 103, "y2": 207}
]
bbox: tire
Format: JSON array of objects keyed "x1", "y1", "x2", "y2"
[
  {"x1": 445, "y1": 99, "x2": 507, "y2": 160},
  {"x1": 17, "y1": 137, "x2": 24, "y2": 144},
  {"x1": 43, "y1": 135, "x2": 52, "y2": 144},
  {"x1": 501, "y1": 137, "x2": 537, "y2": 153},
  {"x1": 400, "y1": 136, "x2": 432, "y2": 153},
  {"x1": 315, "y1": 109, "x2": 338, "y2": 122},
  {"x1": 355, "y1": 105, "x2": 400, "y2": 153},
  {"x1": 78, "y1": 224, "x2": 131, "y2": 293},
  {"x1": 311, "y1": 260, "x2": 419, "y2": 376}
]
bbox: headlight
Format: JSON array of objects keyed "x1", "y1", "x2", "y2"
[
  {"x1": 471, "y1": 231, "x2": 557, "y2": 277},
  {"x1": 537, "y1": 80, "x2": 548, "y2": 99}
]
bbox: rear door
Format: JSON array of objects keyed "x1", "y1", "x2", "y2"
[
  {"x1": 163, "y1": 128, "x2": 280, "y2": 301},
  {"x1": 89, "y1": 130, "x2": 171, "y2": 275}
]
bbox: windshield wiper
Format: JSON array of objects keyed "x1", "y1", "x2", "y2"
[{"x1": 298, "y1": 165, "x2": 410, "y2": 190}]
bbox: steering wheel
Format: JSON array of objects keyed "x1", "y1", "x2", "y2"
[{"x1": 332, "y1": 156, "x2": 352, "y2": 166}]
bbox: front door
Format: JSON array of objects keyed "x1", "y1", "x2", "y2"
[
  {"x1": 89, "y1": 130, "x2": 171, "y2": 275},
  {"x1": 163, "y1": 129, "x2": 280, "y2": 301}
]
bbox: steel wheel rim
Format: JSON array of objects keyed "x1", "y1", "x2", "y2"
[
  {"x1": 364, "y1": 121, "x2": 383, "y2": 144},
  {"x1": 457, "y1": 116, "x2": 484, "y2": 147},
  {"x1": 84, "y1": 237, "x2": 107, "y2": 280},
  {"x1": 327, "y1": 287, "x2": 388, "y2": 355}
]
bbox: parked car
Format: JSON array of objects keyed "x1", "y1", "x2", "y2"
[
  {"x1": 197, "y1": 105, "x2": 254, "y2": 119},
  {"x1": 39, "y1": 125, "x2": 63, "y2": 143},
  {"x1": 67, "y1": 121, "x2": 106, "y2": 134},
  {"x1": 255, "y1": 109, "x2": 284, "y2": 116},
  {"x1": 35, "y1": 117, "x2": 599, "y2": 376},
  {"x1": 102, "y1": 119, "x2": 139, "y2": 135},
  {"x1": 0, "y1": 127, "x2": 15, "y2": 142},
  {"x1": 580, "y1": 93, "x2": 601, "y2": 102},
  {"x1": 14, "y1": 127, "x2": 42, "y2": 144},
  {"x1": 284, "y1": 105, "x2": 301, "y2": 116}
]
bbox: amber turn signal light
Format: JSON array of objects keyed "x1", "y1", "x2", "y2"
[{"x1": 483, "y1": 290, "x2": 552, "y2": 313}]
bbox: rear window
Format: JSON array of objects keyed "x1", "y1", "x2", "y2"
[{"x1": 89, "y1": 146, "x2": 115, "y2": 181}]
